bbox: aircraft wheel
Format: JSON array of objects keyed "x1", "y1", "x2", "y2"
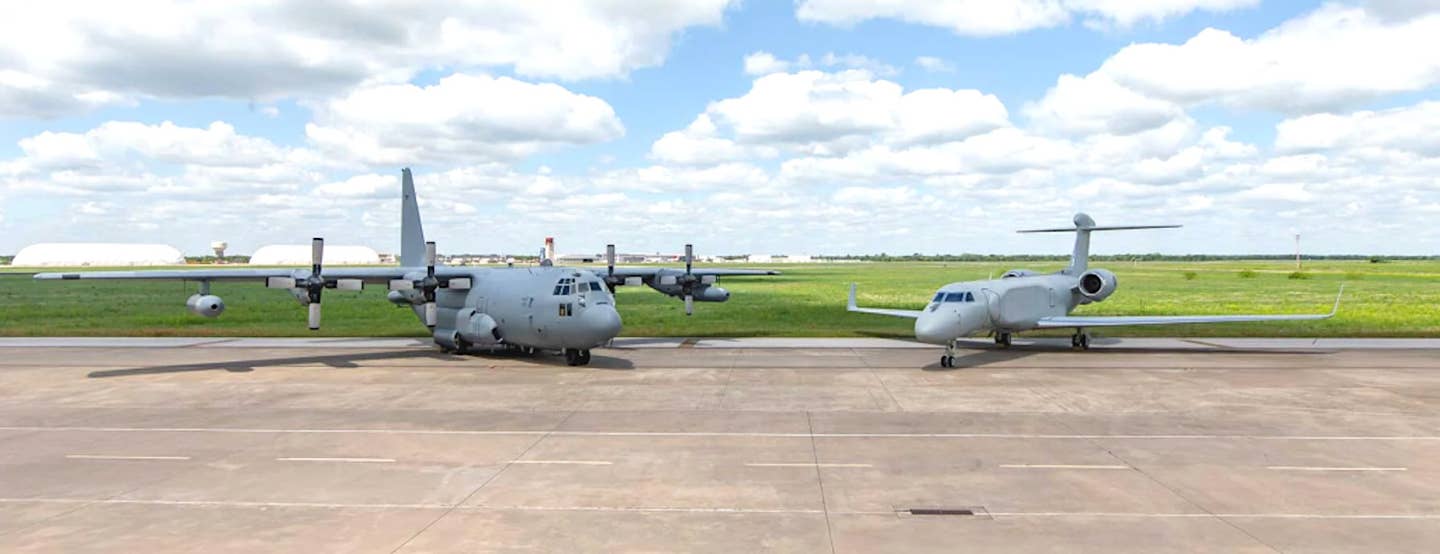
[
  {"x1": 564, "y1": 349, "x2": 583, "y2": 366},
  {"x1": 995, "y1": 333, "x2": 1012, "y2": 349},
  {"x1": 939, "y1": 355, "x2": 953, "y2": 368},
  {"x1": 1071, "y1": 332, "x2": 1090, "y2": 351},
  {"x1": 578, "y1": 350, "x2": 592, "y2": 366}
]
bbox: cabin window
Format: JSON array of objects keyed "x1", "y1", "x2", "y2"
[
  {"x1": 558, "y1": 303, "x2": 573, "y2": 317},
  {"x1": 589, "y1": 281, "x2": 603, "y2": 292}
]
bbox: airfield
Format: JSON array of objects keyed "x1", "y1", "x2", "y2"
[{"x1": 1, "y1": 338, "x2": 1439, "y2": 552}]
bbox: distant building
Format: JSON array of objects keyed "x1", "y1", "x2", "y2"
[
  {"x1": 11, "y1": 243, "x2": 185, "y2": 266},
  {"x1": 747, "y1": 254, "x2": 773, "y2": 263},
  {"x1": 249, "y1": 245, "x2": 380, "y2": 265}
]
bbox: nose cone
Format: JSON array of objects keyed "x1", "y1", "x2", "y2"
[
  {"x1": 577, "y1": 304, "x2": 622, "y2": 347},
  {"x1": 914, "y1": 311, "x2": 961, "y2": 345}
]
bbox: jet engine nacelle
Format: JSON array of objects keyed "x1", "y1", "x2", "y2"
[
  {"x1": 1001, "y1": 269, "x2": 1039, "y2": 279},
  {"x1": 1077, "y1": 268, "x2": 1118, "y2": 303},
  {"x1": 457, "y1": 311, "x2": 502, "y2": 346},
  {"x1": 185, "y1": 294, "x2": 225, "y2": 318}
]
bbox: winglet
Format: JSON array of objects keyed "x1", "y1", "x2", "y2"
[
  {"x1": 847, "y1": 283, "x2": 858, "y2": 312},
  {"x1": 1328, "y1": 284, "x2": 1345, "y2": 317}
]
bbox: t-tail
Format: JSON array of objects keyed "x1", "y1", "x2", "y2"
[
  {"x1": 1017, "y1": 213, "x2": 1180, "y2": 275},
  {"x1": 399, "y1": 168, "x2": 427, "y2": 267}
]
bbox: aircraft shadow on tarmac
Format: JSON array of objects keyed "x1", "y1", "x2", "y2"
[
  {"x1": 923, "y1": 339, "x2": 1330, "y2": 371},
  {"x1": 87, "y1": 349, "x2": 634, "y2": 378}
]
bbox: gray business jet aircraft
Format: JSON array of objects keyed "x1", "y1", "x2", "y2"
[
  {"x1": 34, "y1": 169, "x2": 778, "y2": 366},
  {"x1": 848, "y1": 214, "x2": 1343, "y2": 367}
]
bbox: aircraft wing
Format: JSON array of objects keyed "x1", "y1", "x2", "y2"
[
  {"x1": 33, "y1": 266, "x2": 475, "y2": 285},
  {"x1": 846, "y1": 283, "x2": 924, "y2": 319},
  {"x1": 1033, "y1": 286, "x2": 1344, "y2": 328},
  {"x1": 603, "y1": 267, "x2": 780, "y2": 278}
]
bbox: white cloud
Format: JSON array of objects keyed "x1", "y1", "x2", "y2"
[
  {"x1": 0, "y1": 0, "x2": 737, "y2": 117},
  {"x1": 667, "y1": 68, "x2": 1009, "y2": 158},
  {"x1": 1026, "y1": 74, "x2": 1184, "y2": 135},
  {"x1": 1092, "y1": 6, "x2": 1440, "y2": 113},
  {"x1": 795, "y1": 0, "x2": 1257, "y2": 35},
  {"x1": 650, "y1": 115, "x2": 781, "y2": 165},
  {"x1": 1275, "y1": 101, "x2": 1440, "y2": 156},
  {"x1": 1028, "y1": 5, "x2": 1440, "y2": 135},
  {"x1": 743, "y1": 52, "x2": 794, "y2": 76},
  {"x1": 796, "y1": 0, "x2": 1071, "y2": 36},
  {"x1": 742, "y1": 51, "x2": 895, "y2": 76},
  {"x1": 913, "y1": 56, "x2": 954, "y2": 73},
  {"x1": 305, "y1": 73, "x2": 624, "y2": 165},
  {"x1": 1066, "y1": 0, "x2": 1258, "y2": 27}
]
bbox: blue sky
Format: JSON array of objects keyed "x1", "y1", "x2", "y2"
[{"x1": 2, "y1": 1, "x2": 1438, "y2": 257}]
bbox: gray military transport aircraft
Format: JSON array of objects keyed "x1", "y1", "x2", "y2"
[
  {"x1": 34, "y1": 169, "x2": 778, "y2": 366},
  {"x1": 848, "y1": 213, "x2": 1343, "y2": 367}
]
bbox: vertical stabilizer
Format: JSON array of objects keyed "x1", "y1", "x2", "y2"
[
  {"x1": 399, "y1": 168, "x2": 426, "y2": 267},
  {"x1": 1069, "y1": 213, "x2": 1095, "y2": 275}
]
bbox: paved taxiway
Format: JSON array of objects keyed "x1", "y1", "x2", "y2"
[{"x1": 1, "y1": 337, "x2": 1439, "y2": 552}]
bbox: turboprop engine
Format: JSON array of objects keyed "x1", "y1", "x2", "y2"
[
  {"x1": 185, "y1": 294, "x2": 225, "y2": 318},
  {"x1": 1077, "y1": 268, "x2": 1118, "y2": 303}
]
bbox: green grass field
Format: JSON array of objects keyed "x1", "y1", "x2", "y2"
[{"x1": 1, "y1": 260, "x2": 1436, "y2": 337}]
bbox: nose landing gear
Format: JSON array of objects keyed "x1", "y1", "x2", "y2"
[
  {"x1": 1070, "y1": 330, "x2": 1090, "y2": 351},
  {"x1": 940, "y1": 340, "x2": 960, "y2": 368},
  {"x1": 564, "y1": 348, "x2": 592, "y2": 366}
]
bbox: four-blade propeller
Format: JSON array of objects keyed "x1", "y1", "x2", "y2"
[
  {"x1": 264, "y1": 237, "x2": 363, "y2": 331},
  {"x1": 385, "y1": 241, "x2": 470, "y2": 328}
]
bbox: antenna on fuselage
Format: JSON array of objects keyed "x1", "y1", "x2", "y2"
[{"x1": 1017, "y1": 213, "x2": 1180, "y2": 275}]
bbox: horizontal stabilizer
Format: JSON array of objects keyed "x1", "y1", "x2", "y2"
[{"x1": 1017, "y1": 224, "x2": 1180, "y2": 233}]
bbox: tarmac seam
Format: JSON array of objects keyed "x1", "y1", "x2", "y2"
[
  {"x1": 8, "y1": 426, "x2": 1440, "y2": 440},
  {"x1": 3, "y1": 499, "x2": 1439, "y2": 519},
  {"x1": 386, "y1": 409, "x2": 574, "y2": 554},
  {"x1": 806, "y1": 412, "x2": 838, "y2": 554},
  {"x1": 1078, "y1": 427, "x2": 1284, "y2": 554}
]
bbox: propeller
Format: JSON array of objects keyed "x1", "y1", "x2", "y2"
[
  {"x1": 682, "y1": 243, "x2": 694, "y2": 316},
  {"x1": 304, "y1": 237, "x2": 325, "y2": 330},
  {"x1": 605, "y1": 244, "x2": 617, "y2": 293},
  {"x1": 419, "y1": 241, "x2": 439, "y2": 327}
]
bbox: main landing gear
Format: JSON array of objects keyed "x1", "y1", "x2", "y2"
[
  {"x1": 1070, "y1": 329, "x2": 1090, "y2": 351},
  {"x1": 994, "y1": 332, "x2": 1013, "y2": 349},
  {"x1": 564, "y1": 348, "x2": 592, "y2": 366}
]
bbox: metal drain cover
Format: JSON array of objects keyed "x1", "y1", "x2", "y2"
[{"x1": 896, "y1": 506, "x2": 990, "y2": 519}]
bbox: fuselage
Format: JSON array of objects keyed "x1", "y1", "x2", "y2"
[
  {"x1": 409, "y1": 266, "x2": 622, "y2": 352},
  {"x1": 913, "y1": 272, "x2": 1086, "y2": 345}
]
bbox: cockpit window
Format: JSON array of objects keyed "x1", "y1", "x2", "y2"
[
  {"x1": 943, "y1": 292, "x2": 964, "y2": 302},
  {"x1": 589, "y1": 281, "x2": 603, "y2": 292},
  {"x1": 941, "y1": 292, "x2": 977, "y2": 303},
  {"x1": 965, "y1": 292, "x2": 975, "y2": 302},
  {"x1": 553, "y1": 277, "x2": 577, "y2": 296},
  {"x1": 932, "y1": 292, "x2": 945, "y2": 303}
]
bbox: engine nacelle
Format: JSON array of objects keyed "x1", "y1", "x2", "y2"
[
  {"x1": 1001, "y1": 269, "x2": 1039, "y2": 279},
  {"x1": 457, "y1": 311, "x2": 503, "y2": 346},
  {"x1": 1077, "y1": 269, "x2": 1118, "y2": 303},
  {"x1": 185, "y1": 294, "x2": 225, "y2": 318}
]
